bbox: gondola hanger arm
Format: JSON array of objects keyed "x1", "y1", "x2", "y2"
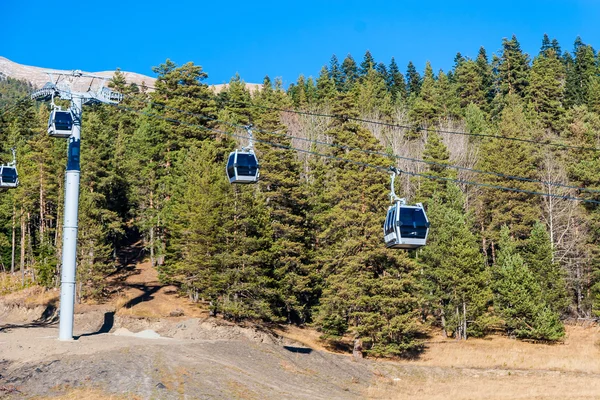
[{"x1": 389, "y1": 166, "x2": 406, "y2": 205}]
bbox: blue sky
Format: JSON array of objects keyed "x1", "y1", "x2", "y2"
[{"x1": 2, "y1": 0, "x2": 599, "y2": 87}]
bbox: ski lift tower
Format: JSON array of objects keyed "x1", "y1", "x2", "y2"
[{"x1": 31, "y1": 71, "x2": 122, "y2": 341}]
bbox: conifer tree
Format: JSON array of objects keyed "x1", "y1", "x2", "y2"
[
  {"x1": 475, "y1": 46, "x2": 495, "y2": 106},
  {"x1": 329, "y1": 55, "x2": 344, "y2": 91},
  {"x1": 165, "y1": 144, "x2": 275, "y2": 320},
  {"x1": 359, "y1": 50, "x2": 376, "y2": 76},
  {"x1": 375, "y1": 62, "x2": 389, "y2": 84},
  {"x1": 288, "y1": 75, "x2": 308, "y2": 107},
  {"x1": 421, "y1": 184, "x2": 490, "y2": 339},
  {"x1": 253, "y1": 77, "x2": 315, "y2": 323},
  {"x1": 527, "y1": 48, "x2": 566, "y2": 131},
  {"x1": 522, "y1": 221, "x2": 569, "y2": 314},
  {"x1": 341, "y1": 54, "x2": 358, "y2": 91},
  {"x1": 434, "y1": 70, "x2": 459, "y2": 118},
  {"x1": 416, "y1": 130, "x2": 455, "y2": 202},
  {"x1": 314, "y1": 92, "x2": 422, "y2": 356},
  {"x1": 388, "y1": 57, "x2": 407, "y2": 103},
  {"x1": 497, "y1": 36, "x2": 530, "y2": 97},
  {"x1": 455, "y1": 60, "x2": 486, "y2": 109},
  {"x1": 494, "y1": 227, "x2": 564, "y2": 341},
  {"x1": 409, "y1": 61, "x2": 437, "y2": 125},
  {"x1": 477, "y1": 95, "x2": 540, "y2": 244},
  {"x1": 565, "y1": 37, "x2": 597, "y2": 107},
  {"x1": 355, "y1": 67, "x2": 393, "y2": 117},
  {"x1": 406, "y1": 61, "x2": 421, "y2": 97},
  {"x1": 316, "y1": 66, "x2": 337, "y2": 104}
]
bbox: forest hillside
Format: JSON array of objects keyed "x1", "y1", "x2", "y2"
[{"x1": 1, "y1": 34, "x2": 600, "y2": 356}]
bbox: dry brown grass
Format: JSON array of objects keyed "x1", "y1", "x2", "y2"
[
  {"x1": 365, "y1": 324, "x2": 600, "y2": 399},
  {"x1": 274, "y1": 325, "x2": 332, "y2": 352},
  {"x1": 31, "y1": 388, "x2": 142, "y2": 399},
  {"x1": 366, "y1": 373, "x2": 600, "y2": 400},
  {"x1": 404, "y1": 325, "x2": 600, "y2": 373},
  {"x1": 0, "y1": 283, "x2": 59, "y2": 307},
  {"x1": 0, "y1": 273, "x2": 33, "y2": 296},
  {"x1": 274, "y1": 324, "x2": 353, "y2": 354}
]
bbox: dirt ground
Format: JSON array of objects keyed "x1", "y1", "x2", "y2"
[{"x1": 2, "y1": 261, "x2": 600, "y2": 399}]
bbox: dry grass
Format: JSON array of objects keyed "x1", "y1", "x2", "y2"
[
  {"x1": 403, "y1": 325, "x2": 600, "y2": 373},
  {"x1": 0, "y1": 273, "x2": 32, "y2": 296},
  {"x1": 274, "y1": 325, "x2": 331, "y2": 352},
  {"x1": 31, "y1": 388, "x2": 142, "y2": 399},
  {"x1": 0, "y1": 283, "x2": 59, "y2": 307},
  {"x1": 365, "y1": 324, "x2": 600, "y2": 399},
  {"x1": 274, "y1": 324, "x2": 353, "y2": 354},
  {"x1": 366, "y1": 373, "x2": 600, "y2": 400}
]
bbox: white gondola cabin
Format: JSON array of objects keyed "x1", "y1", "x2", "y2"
[
  {"x1": 48, "y1": 109, "x2": 74, "y2": 137},
  {"x1": 0, "y1": 149, "x2": 18, "y2": 189},
  {"x1": 227, "y1": 124, "x2": 259, "y2": 184},
  {"x1": 384, "y1": 202, "x2": 430, "y2": 249},
  {"x1": 383, "y1": 167, "x2": 430, "y2": 249},
  {"x1": 227, "y1": 150, "x2": 259, "y2": 184}
]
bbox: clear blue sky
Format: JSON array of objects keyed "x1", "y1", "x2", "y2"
[{"x1": 2, "y1": 0, "x2": 599, "y2": 87}]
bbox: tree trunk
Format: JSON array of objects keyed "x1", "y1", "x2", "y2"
[
  {"x1": 27, "y1": 213, "x2": 34, "y2": 282},
  {"x1": 11, "y1": 203, "x2": 16, "y2": 274},
  {"x1": 39, "y1": 163, "x2": 45, "y2": 241},
  {"x1": 352, "y1": 338, "x2": 363, "y2": 361},
  {"x1": 20, "y1": 207, "x2": 25, "y2": 286},
  {"x1": 463, "y1": 300, "x2": 468, "y2": 341},
  {"x1": 150, "y1": 190, "x2": 155, "y2": 267},
  {"x1": 455, "y1": 306, "x2": 462, "y2": 340},
  {"x1": 440, "y1": 304, "x2": 448, "y2": 338},
  {"x1": 481, "y1": 222, "x2": 488, "y2": 266}
]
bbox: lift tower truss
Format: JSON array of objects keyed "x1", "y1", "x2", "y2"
[{"x1": 32, "y1": 71, "x2": 122, "y2": 341}]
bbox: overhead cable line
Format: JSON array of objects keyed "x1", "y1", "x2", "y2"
[
  {"x1": 112, "y1": 103, "x2": 600, "y2": 205},
  {"x1": 126, "y1": 95, "x2": 600, "y2": 195},
  {"x1": 132, "y1": 80, "x2": 600, "y2": 152},
  {"x1": 219, "y1": 99, "x2": 600, "y2": 153}
]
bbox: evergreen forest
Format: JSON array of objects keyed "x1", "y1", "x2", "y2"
[{"x1": 1, "y1": 34, "x2": 600, "y2": 356}]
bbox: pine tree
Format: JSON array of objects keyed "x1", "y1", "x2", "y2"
[
  {"x1": 497, "y1": 35, "x2": 530, "y2": 97},
  {"x1": 540, "y1": 34, "x2": 552, "y2": 55},
  {"x1": 329, "y1": 55, "x2": 344, "y2": 91},
  {"x1": 420, "y1": 184, "x2": 490, "y2": 339},
  {"x1": 455, "y1": 59, "x2": 486, "y2": 109},
  {"x1": 563, "y1": 51, "x2": 577, "y2": 108},
  {"x1": 588, "y1": 76, "x2": 600, "y2": 114},
  {"x1": 359, "y1": 50, "x2": 376, "y2": 76},
  {"x1": 341, "y1": 54, "x2": 358, "y2": 91},
  {"x1": 314, "y1": 92, "x2": 422, "y2": 356},
  {"x1": 388, "y1": 57, "x2": 408, "y2": 103},
  {"x1": 477, "y1": 95, "x2": 541, "y2": 244},
  {"x1": 409, "y1": 61, "x2": 437, "y2": 126},
  {"x1": 522, "y1": 221, "x2": 569, "y2": 314},
  {"x1": 565, "y1": 37, "x2": 597, "y2": 107},
  {"x1": 416, "y1": 130, "x2": 455, "y2": 202},
  {"x1": 527, "y1": 48, "x2": 566, "y2": 131},
  {"x1": 406, "y1": 61, "x2": 421, "y2": 97},
  {"x1": 316, "y1": 66, "x2": 337, "y2": 104},
  {"x1": 494, "y1": 226, "x2": 564, "y2": 341},
  {"x1": 375, "y1": 62, "x2": 389, "y2": 83},
  {"x1": 355, "y1": 67, "x2": 393, "y2": 117},
  {"x1": 253, "y1": 77, "x2": 315, "y2": 323},
  {"x1": 434, "y1": 70, "x2": 459, "y2": 118},
  {"x1": 165, "y1": 144, "x2": 275, "y2": 320},
  {"x1": 475, "y1": 47, "x2": 494, "y2": 105}
]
